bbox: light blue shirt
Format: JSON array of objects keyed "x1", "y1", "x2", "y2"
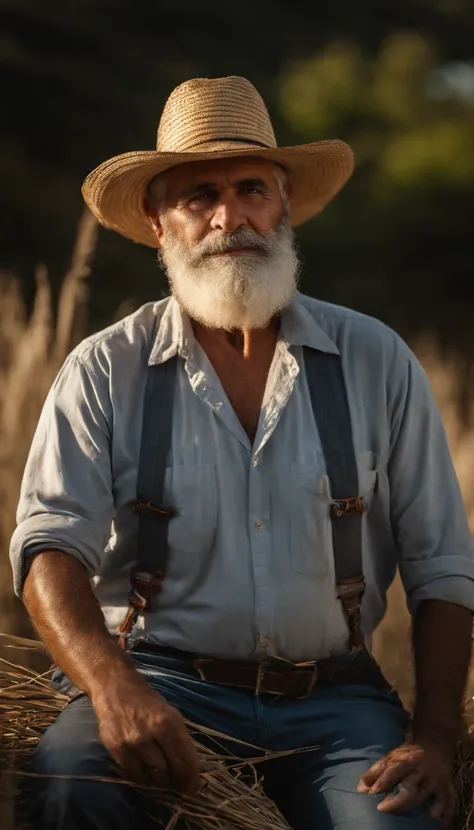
[{"x1": 10, "y1": 293, "x2": 474, "y2": 660}]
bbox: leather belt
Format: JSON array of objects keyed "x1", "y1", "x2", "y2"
[
  {"x1": 132, "y1": 643, "x2": 392, "y2": 699},
  {"x1": 195, "y1": 657, "x2": 319, "y2": 698}
]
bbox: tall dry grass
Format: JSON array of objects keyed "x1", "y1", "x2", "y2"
[{"x1": 0, "y1": 210, "x2": 98, "y2": 639}]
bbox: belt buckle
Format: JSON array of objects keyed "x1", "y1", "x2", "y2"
[
  {"x1": 194, "y1": 658, "x2": 215, "y2": 681},
  {"x1": 255, "y1": 661, "x2": 318, "y2": 699},
  {"x1": 296, "y1": 663, "x2": 318, "y2": 699},
  {"x1": 255, "y1": 663, "x2": 266, "y2": 696}
]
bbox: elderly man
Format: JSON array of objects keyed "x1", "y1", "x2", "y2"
[{"x1": 10, "y1": 76, "x2": 474, "y2": 830}]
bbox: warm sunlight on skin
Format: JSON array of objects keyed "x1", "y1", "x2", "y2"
[
  {"x1": 145, "y1": 157, "x2": 287, "y2": 247},
  {"x1": 144, "y1": 158, "x2": 292, "y2": 356}
]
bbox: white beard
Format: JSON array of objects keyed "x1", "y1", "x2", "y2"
[{"x1": 159, "y1": 217, "x2": 300, "y2": 330}]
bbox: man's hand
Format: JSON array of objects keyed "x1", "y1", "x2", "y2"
[
  {"x1": 357, "y1": 741, "x2": 455, "y2": 828},
  {"x1": 92, "y1": 672, "x2": 201, "y2": 795},
  {"x1": 23, "y1": 553, "x2": 200, "y2": 794}
]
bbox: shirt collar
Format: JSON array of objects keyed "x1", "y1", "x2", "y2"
[
  {"x1": 148, "y1": 292, "x2": 339, "y2": 366},
  {"x1": 148, "y1": 297, "x2": 194, "y2": 365},
  {"x1": 278, "y1": 292, "x2": 339, "y2": 354}
]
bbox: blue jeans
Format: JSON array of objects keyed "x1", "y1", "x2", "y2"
[{"x1": 25, "y1": 650, "x2": 438, "y2": 829}]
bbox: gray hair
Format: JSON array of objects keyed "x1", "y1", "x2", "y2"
[
  {"x1": 273, "y1": 165, "x2": 289, "y2": 201},
  {"x1": 146, "y1": 162, "x2": 290, "y2": 212},
  {"x1": 274, "y1": 165, "x2": 290, "y2": 208}
]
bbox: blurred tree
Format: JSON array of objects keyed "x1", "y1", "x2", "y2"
[{"x1": 278, "y1": 32, "x2": 474, "y2": 357}]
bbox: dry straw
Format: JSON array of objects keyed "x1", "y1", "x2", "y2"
[{"x1": 0, "y1": 636, "x2": 293, "y2": 830}]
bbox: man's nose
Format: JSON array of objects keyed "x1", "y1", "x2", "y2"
[{"x1": 210, "y1": 195, "x2": 247, "y2": 233}]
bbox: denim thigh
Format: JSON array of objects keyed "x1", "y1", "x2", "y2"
[
  {"x1": 261, "y1": 685, "x2": 439, "y2": 830},
  {"x1": 25, "y1": 655, "x2": 262, "y2": 830}
]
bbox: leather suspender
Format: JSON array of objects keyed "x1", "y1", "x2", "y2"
[
  {"x1": 118, "y1": 346, "x2": 366, "y2": 652},
  {"x1": 117, "y1": 356, "x2": 178, "y2": 650},
  {"x1": 303, "y1": 347, "x2": 366, "y2": 650}
]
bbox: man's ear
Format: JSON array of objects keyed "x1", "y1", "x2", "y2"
[{"x1": 143, "y1": 198, "x2": 164, "y2": 245}]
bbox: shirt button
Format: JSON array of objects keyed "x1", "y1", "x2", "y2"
[
  {"x1": 254, "y1": 519, "x2": 264, "y2": 530},
  {"x1": 259, "y1": 636, "x2": 269, "y2": 648}
]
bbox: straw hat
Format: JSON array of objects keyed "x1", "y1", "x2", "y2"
[{"x1": 82, "y1": 76, "x2": 355, "y2": 248}]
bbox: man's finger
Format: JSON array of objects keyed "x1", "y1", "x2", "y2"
[
  {"x1": 161, "y1": 745, "x2": 200, "y2": 794},
  {"x1": 158, "y1": 727, "x2": 201, "y2": 794},
  {"x1": 139, "y1": 743, "x2": 172, "y2": 789},
  {"x1": 115, "y1": 746, "x2": 160, "y2": 787},
  {"x1": 368, "y1": 762, "x2": 417, "y2": 795},
  {"x1": 357, "y1": 758, "x2": 388, "y2": 791},
  {"x1": 377, "y1": 778, "x2": 431, "y2": 813},
  {"x1": 429, "y1": 792, "x2": 446, "y2": 823},
  {"x1": 434, "y1": 783, "x2": 456, "y2": 830}
]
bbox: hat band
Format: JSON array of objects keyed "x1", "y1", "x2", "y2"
[{"x1": 177, "y1": 136, "x2": 274, "y2": 152}]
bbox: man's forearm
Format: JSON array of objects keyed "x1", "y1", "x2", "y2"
[
  {"x1": 412, "y1": 598, "x2": 473, "y2": 755},
  {"x1": 23, "y1": 551, "x2": 139, "y2": 701},
  {"x1": 23, "y1": 550, "x2": 200, "y2": 793}
]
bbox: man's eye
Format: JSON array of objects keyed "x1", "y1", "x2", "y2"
[
  {"x1": 243, "y1": 186, "x2": 264, "y2": 195},
  {"x1": 188, "y1": 192, "x2": 214, "y2": 207}
]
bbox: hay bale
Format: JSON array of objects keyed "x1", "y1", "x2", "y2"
[
  {"x1": 453, "y1": 732, "x2": 474, "y2": 830},
  {"x1": 0, "y1": 718, "x2": 15, "y2": 830},
  {"x1": 0, "y1": 635, "x2": 291, "y2": 830}
]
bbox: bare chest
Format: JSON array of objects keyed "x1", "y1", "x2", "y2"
[
  {"x1": 218, "y1": 367, "x2": 267, "y2": 442},
  {"x1": 201, "y1": 345, "x2": 275, "y2": 443}
]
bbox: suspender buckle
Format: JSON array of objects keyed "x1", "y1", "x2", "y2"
[
  {"x1": 330, "y1": 497, "x2": 366, "y2": 518},
  {"x1": 117, "y1": 570, "x2": 165, "y2": 652},
  {"x1": 337, "y1": 578, "x2": 366, "y2": 601},
  {"x1": 134, "y1": 500, "x2": 176, "y2": 518},
  {"x1": 130, "y1": 570, "x2": 165, "y2": 605},
  {"x1": 337, "y1": 575, "x2": 366, "y2": 651},
  {"x1": 117, "y1": 605, "x2": 140, "y2": 651}
]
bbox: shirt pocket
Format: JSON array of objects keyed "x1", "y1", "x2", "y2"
[
  {"x1": 291, "y1": 453, "x2": 378, "y2": 579},
  {"x1": 291, "y1": 465, "x2": 332, "y2": 578},
  {"x1": 163, "y1": 464, "x2": 217, "y2": 556},
  {"x1": 356, "y1": 451, "x2": 378, "y2": 513}
]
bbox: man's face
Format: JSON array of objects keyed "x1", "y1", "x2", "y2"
[
  {"x1": 145, "y1": 157, "x2": 300, "y2": 331},
  {"x1": 149, "y1": 157, "x2": 286, "y2": 246}
]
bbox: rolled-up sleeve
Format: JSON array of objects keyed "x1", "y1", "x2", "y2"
[
  {"x1": 10, "y1": 351, "x2": 114, "y2": 597},
  {"x1": 388, "y1": 347, "x2": 474, "y2": 614}
]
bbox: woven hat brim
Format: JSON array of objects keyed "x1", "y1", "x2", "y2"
[{"x1": 82, "y1": 140, "x2": 355, "y2": 248}]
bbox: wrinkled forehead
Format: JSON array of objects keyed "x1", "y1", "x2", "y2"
[{"x1": 159, "y1": 156, "x2": 283, "y2": 194}]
